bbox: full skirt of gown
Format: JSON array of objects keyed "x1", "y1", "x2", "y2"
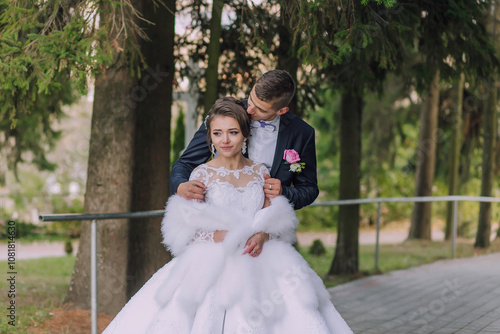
[
  {"x1": 103, "y1": 239, "x2": 353, "y2": 334},
  {"x1": 104, "y1": 165, "x2": 353, "y2": 334}
]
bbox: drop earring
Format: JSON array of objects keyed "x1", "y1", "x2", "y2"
[
  {"x1": 241, "y1": 141, "x2": 247, "y2": 154},
  {"x1": 210, "y1": 142, "x2": 216, "y2": 155}
]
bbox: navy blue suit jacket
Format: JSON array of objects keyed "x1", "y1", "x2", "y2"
[{"x1": 169, "y1": 112, "x2": 319, "y2": 210}]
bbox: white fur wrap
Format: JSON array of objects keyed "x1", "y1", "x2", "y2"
[{"x1": 161, "y1": 195, "x2": 298, "y2": 257}]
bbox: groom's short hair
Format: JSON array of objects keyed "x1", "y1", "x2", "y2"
[{"x1": 254, "y1": 70, "x2": 296, "y2": 110}]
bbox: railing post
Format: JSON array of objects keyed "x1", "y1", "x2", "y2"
[
  {"x1": 375, "y1": 202, "x2": 381, "y2": 271},
  {"x1": 91, "y1": 219, "x2": 98, "y2": 334},
  {"x1": 452, "y1": 201, "x2": 458, "y2": 258}
]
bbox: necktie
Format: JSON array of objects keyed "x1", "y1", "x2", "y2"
[{"x1": 257, "y1": 120, "x2": 276, "y2": 132}]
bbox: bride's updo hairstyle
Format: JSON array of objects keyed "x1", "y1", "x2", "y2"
[{"x1": 205, "y1": 97, "x2": 251, "y2": 146}]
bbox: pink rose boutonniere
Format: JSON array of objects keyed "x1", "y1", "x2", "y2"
[{"x1": 283, "y1": 149, "x2": 305, "y2": 173}]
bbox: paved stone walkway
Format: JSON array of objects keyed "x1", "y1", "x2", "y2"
[{"x1": 329, "y1": 252, "x2": 500, "y2": 334}]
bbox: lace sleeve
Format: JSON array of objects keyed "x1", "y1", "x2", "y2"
[
  {"x1": 191, "y1": 230, "x2": 214, "y2": 243},
  {"x1": 189, "y1": 165, "x2": 211, "y2": 185},
  {"x1": 255, "y1": 163, "x2": 270, "y2": 180},
  {"x1": 188, "y1": 166, "x2": 214, "y2": 242}
]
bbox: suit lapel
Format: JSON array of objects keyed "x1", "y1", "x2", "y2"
[{"x1": 270, "y1": 113, "x2": 292, "y2": 177}]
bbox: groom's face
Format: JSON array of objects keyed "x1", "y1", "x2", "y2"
[{"x1": 247, "y1": 88, "x2": 282, "y2": 122}]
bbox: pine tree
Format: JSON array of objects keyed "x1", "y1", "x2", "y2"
[{"x1": 1, "y1": 0, "x2": 176, "y2": 314}]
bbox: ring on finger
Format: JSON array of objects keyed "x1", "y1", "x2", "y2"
[{"x1": 269, "y1": 184, "x2": 272, "y2": 190}]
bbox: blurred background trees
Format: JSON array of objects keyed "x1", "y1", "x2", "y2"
[{"x1": 2, "y1": 0, "x2": 500, "y2": 313}]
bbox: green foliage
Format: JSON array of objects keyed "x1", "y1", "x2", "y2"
[
  {"x1": 302, "y1": 78, "x2": 496, "y2": 232},
  {"x1": 1, "y1": 220, "x2": 39, "y2": 238},
  {"x1": 0, "y1": 0, "x2": 145, "y2": 178},
  {"x1": 309, "y1": 238, "x2": 327, "y2": 256},
  {"x1": 0, "y1": 218, "x2": 80, "y2": 241},
  {"x1": 284, "y1": 0, "x2": 497, "y2": 97},
  {"x1": 0, "y1": 1, "x2": 113, "y2": 122},
  {"x1": 296, "y1": 205, "x2": 339, "y2": 231},
  {"x1": 65, "y1": 239, "x2": 74, "y2": 255},
  {"x1": 288, "y1": 0, "x2": 418, "y2": 73},
  {"x1": 410, "y1": 0, "x2": 497, "y2": 90},
  {"x1": 3, "y1": 167, "x2": 84, "y2": 239},
  {"x1": 361, "y1": 0, "x2": 397, "y2": 6},
  {"x1": 47, "y1": 197, "x2": 83, "y2": 238},
  {"x1": 178, "y1": 0, "x2": 272, "y2": 100},
  {"x1": 177, "y1": 0, "x2": 321, "y2": 115},
  {"x1": 0, "y1": 78, "x2": 76, "y2": 180},
  {"x1": 171, "y1": 107, "x2": 186, "y2": 165}
]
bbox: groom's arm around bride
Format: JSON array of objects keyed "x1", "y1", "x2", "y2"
[{"x1": 169, "y1": 70, "x2": 319, "y2": 210}]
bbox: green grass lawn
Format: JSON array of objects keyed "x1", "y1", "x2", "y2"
[
  {"x1": 0, "y1": 256, "x2": 75, "y2": 333},
  {"x1": 1, "y1": 239, "x2": 499, "y2": 331}
]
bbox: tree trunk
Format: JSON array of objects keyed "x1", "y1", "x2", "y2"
[
  {"x1": 475, "y1": 81, "x2": 497, "y2": 248},
  {"x1": 64, "y1": 48, "x2": 136, "y2": 314},
  {"x1": 475, "y1": 1, "x2": 498, "y2": 249},
  {"x1": 65, "y1": 0, "x2": 176, "y2": 314},
  {"x1": 408, "y1": 70, "x2": 440, "y2": 240},
  {"x1": 445, "y1": 73, "x2": 465, "y2": 240},
  {"x1": 127, "y1": 0, "x2": 175, "y2": 297},
  {"x1": 278, "y1": 5, "x2": 300, "y2": 117},
  {"x1": 328, "y1": 92, "x2": 362, "y2": 276},
  {"x1": 203, "y1": 0, "x2": 224, "y2": 116}
]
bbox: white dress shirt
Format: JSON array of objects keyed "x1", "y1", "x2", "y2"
[{"x1": 248, "y1": 116, "x2": 281, "y2": 170}]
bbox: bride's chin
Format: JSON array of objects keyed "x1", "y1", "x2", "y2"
[{"x1": 219, "y1": 151, "x2": 241, "y2": 158}]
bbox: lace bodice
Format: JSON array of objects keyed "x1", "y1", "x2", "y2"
[{"x1": 189, "y1": 162, "x2": 268, "y2": 217}]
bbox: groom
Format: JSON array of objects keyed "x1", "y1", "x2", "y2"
[{"x1": 170, "y1": 70, "x2": 318, "y2": 210}]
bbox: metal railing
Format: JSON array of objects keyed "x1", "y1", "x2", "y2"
[
  {"x1": 39, "y1": 210, "x2": 164, "y2": 334},
  {"x1": 39, "y1": 195, "x2": 500, "y2": 334}
]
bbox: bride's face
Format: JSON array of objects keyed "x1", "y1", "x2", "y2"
[{"x1": 210, "y1": 116, "x2": 247, "y2": 158}]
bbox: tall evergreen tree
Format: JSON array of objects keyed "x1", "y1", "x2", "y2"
[
  {"x1": 277, "y1": 2, "x2": 300, "y2": 116},
  {"x1": 286, "y1": 0, "x2": 417, "y2": 275},
  {"x1": 409, "y1": 70, "x2": 440, "y2": 240},
  {"x1": 331, "y1": 91, "x2": 362, "y2": 274},
  {"x1": 475, "y1": 0, "x2": 499, "y2": 249},
  {"x1": 445, "y1": 73, "x2": 465, "y2": 240},
  {"x1": 0, "y1": 0, "x2": 159, "y2": 314},
  {"x1": 475, "y1": 77, "x2": 497, "y2": 248},
  {"x1": 12, "y1": 0, "x2": 179, "y2": 313},
  {"x1": 203, "y1": 0, "x2": 224, "y2": 116},
  {"x1": 127, "y1": 0, "x2": 175, "y2": 297},
  {"x1": 65, "y1": 0, "x2": 144, "y2": 314},
  {"x1": 282, "y1": 0, "x2": 497, "y2": 271},
  {"x1": 407, "y1": 0, "x2": 497, "y2": 240}
]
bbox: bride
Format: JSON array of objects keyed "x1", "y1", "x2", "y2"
[{"x1": 103, "y1": 97, "x2": 353, "y2": 334}]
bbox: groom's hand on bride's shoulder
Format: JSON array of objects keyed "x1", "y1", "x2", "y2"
[
  {"x1": 263, "y1": 174, "x2": 282, "y2": 199},
  {"x1": 177, "y1": 181, "x2": 206, "y2": 201}
]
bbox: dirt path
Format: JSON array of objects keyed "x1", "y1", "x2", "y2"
[
  {"x1": 296, "y1": 228, "x2": 445, "y2": 247},
  {"x1": 0, "y1": 240, "x2": 79, "y2": 260},
  {"x1": 1, "y1": 228, "x2": 444, "y2": 260}
]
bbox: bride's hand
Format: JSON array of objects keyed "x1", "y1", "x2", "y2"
[{"x1": 243, "y1": 232, "x2": 269, "y2": 257}]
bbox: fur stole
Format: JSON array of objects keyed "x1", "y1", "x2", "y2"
[{"x1": 161, "y1": 195, "x2": 298, "y2": 257}]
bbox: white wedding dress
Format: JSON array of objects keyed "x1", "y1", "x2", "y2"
[{"x1": 103, "y1": 162, "x2": 353, "y2": 334}]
